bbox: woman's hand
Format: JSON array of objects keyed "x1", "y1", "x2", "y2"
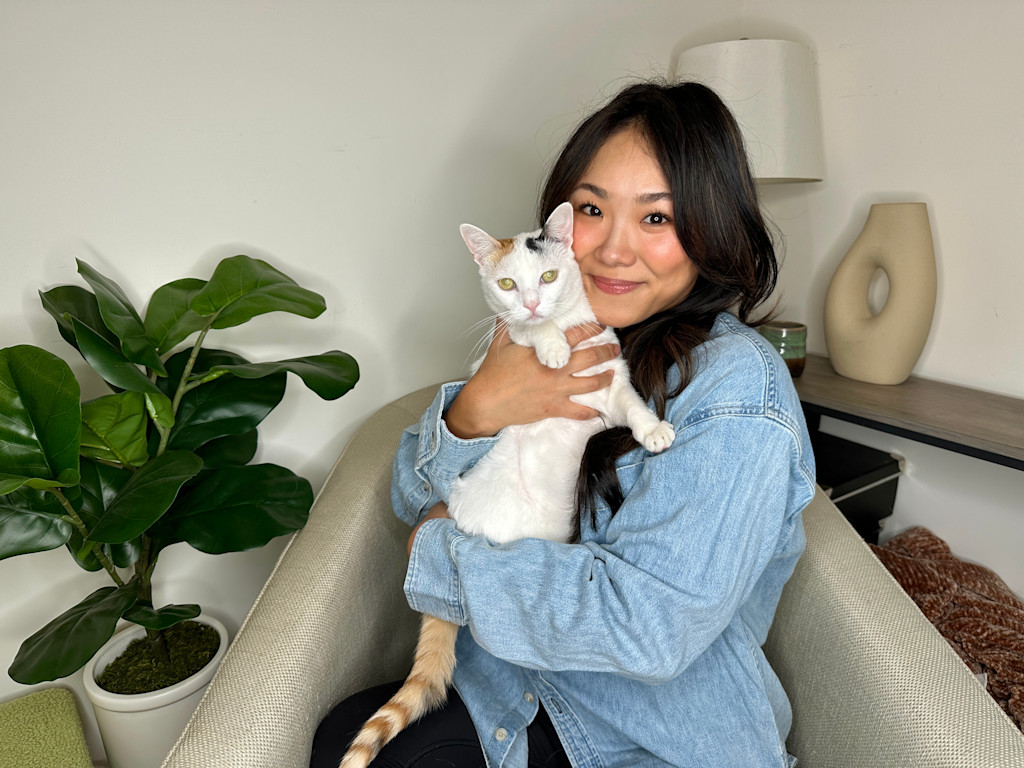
[
  {"x1": 408, "y1": 502, "x2": 450, "y2": 557},
  {"x1": 444, "y1": 323, "x2": 619, "y2": 439}
]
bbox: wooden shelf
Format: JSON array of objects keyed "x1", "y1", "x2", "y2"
[{"x1": 794, "y1": 354, "x2": 1024, "y2": 471}]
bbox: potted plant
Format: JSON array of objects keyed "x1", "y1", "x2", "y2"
[{"x1": 1, "y1": 254, "x2": 359, "y2": 766}]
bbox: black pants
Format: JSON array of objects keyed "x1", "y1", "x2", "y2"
[{"x1": 310, "y1": 680, "x2": 571, "y2": 768}]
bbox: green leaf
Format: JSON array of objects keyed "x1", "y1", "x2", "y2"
[
  {"x1": 122, "y1": 603, "x2": 200, "y2": 631},
  {"x1": 156, "y1": 464, "x2": 312, "y2": 554},
  {"x1": 211, "y1": 350, "x2": 359, "y2": 400},
  {"x1": 193, "y1": 430, "x2": 258, "y2": 469},
  {"x1": 144, "y1": 277, "x2": 210, "y2": 355},
  {"x1": 73, "y1": 459, "x2": 140, "y2": 569},
  {"x1": 76, "y1": 457, "x2": 132, "y2": 529},
  {"x1": 161, "y1": 349, "x2": 286, "y2": 452},
  {"x1": 190, "y1": 255, "x2": 325, "y2": 329},
  {"x1": 76, "y1": 260, "x2": 167, "y2": 376},
  {"x1": 0, "y1": 346, "x2": 82, "y2": 493},
  {"x1": 71, "y1": 319, "x2": 175, "y2": 428},
  {"x1": 39, "y1": 285, "x2": 120, "y2": 352},
  {"x1": 80, "y1": 391, "x2": 150, "y2": 467},
  {"x1": 8, "y1": 582, "x2": 140, "y2": 684},
  {"x1": 87, "y1": 450, "x2": 203, "y2": 544},
  {"x1": 0, "y1": 494, "x2": 72, "y2": 560}
]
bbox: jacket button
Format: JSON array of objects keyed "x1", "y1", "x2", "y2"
[
  {"x1": 495, "y1": 727, "x2": 508, "y2": 742},
  {"x1": 524, "y1": 692, "x2": 534, "y2": 703}
]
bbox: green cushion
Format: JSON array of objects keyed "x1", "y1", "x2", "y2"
[{"x1": 0, "y1": 688, "x2": 93, "y2": 768}]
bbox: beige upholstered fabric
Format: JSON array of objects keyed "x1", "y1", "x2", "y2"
[
  {"x1": 765, "y1": 491, "x2": 1024, "y2": 767},
  {"x1": 164, "y1": 384, "x2": 1024, "y2": 767}
]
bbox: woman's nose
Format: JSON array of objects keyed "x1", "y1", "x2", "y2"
[{"x1": 594, "y1": 221, "x2": 637, "y2": 267}]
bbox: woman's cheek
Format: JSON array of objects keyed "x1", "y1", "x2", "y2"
[{"x1": 572, "y1": 215, "x2": 600, "y2": 261}]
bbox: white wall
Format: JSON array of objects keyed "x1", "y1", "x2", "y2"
[{"x1": 1, "y1": 0, "x2": 1022, "y2": 761}]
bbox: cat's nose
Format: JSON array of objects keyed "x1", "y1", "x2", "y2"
[{"x1": 524, "y1": 299, "x2": 541, "y2": 315}]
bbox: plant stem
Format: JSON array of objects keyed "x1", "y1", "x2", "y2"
[
  {"x1": 133, "y1": 535, "x2": 172, "y2": 667},
  {"x1": 49, "y1": 488, "x2": 126, "y2": 588},
  {"x1": 155, "y1": 323, "x2": 212, "y2": 457}
]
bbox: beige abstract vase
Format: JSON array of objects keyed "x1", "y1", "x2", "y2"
[{"x1": 823, "y1": 202, "x2": 936, "y2": 385}]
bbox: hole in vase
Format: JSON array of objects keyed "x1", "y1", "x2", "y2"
[{"x1": 868, "y1": 268, "x2": 890, "y2": 316}]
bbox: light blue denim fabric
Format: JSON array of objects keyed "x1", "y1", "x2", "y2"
[{"x1": 394, "y1": 312, "x2": 816, "y2": 768}]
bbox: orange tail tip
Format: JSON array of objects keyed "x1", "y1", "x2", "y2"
[{"x1": 338, "y1": 616, "x2": 459, "y2": 768}]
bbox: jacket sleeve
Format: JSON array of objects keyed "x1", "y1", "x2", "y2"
[
  {"x1": 404, "y1": 406, "x2": 814, "y2": 683},
  {"x1": 391, "y1": 380, "x2": 500, "y2": 528}
]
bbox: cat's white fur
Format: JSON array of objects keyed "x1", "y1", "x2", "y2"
[
  {"x1": 452, "y1": 200, "x2": 675, "y2": 544},
  {"x1": 338, "y1": 202, "x2": 673, "y2": 768}
]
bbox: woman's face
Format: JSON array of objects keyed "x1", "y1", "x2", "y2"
[{"x1": 568, "y1": 127, "x2": 698, "y2": 329}]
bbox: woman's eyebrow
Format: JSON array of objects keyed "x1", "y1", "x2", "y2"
[
  {"x1": 573, "y1": 183, "x2": 671, "y2": 206},
  {"x1": 573, "y1": 182, "x2": 607, "y2": 198},
  {"x1": 637, "y1": 191, "x2": 673, "y2": 205}
]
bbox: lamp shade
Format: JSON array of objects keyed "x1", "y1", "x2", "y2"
[{"x1": 674, "y1": 39, "x2": 824, "y2": 182}]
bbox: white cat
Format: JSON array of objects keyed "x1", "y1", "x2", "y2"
[{"x1": 339, "y1": 201, "x2": 674, "y2": 768}]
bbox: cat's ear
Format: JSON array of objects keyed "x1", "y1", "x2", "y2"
[
  {"x1": 460, "y1": 224, "x2": 501, "y2": 266},
  {"x1": 542, "y1": 201, "x2": 574, "y2": 250}
]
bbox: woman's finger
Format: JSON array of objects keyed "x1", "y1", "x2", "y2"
[{"x1": 564, "y1": 322, "x2": 607, "y2": 347}]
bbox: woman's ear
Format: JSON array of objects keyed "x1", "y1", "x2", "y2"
[{"x1": 543, "y1": 201, "x2": 574, "y2": 250}]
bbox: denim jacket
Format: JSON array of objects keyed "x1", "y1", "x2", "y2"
[{"x1": 393, "y1": 312, "x2": 816, "y2": 768}]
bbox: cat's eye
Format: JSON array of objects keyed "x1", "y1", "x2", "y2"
[
  {"x1": 497, "y1": 277, "x2": 516, "y2": 291},
  {"x1": 540, "y1": 270, "x2": 558, "y2": 283}
]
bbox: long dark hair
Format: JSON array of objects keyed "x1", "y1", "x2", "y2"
[{"x1": 538, "y1": 80, "x2": 779, "y2": 528}]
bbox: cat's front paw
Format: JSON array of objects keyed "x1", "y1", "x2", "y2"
[
  {"x1": 535, "y1": 338, "x2": 571, "y2": 369},
  {"x1": 637, "y1": 421, "x2": 675, "y2": 453}
]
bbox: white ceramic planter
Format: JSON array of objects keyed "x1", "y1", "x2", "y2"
[{"x1": 82, "y1": 614, "x2": 229, "y2": 768}]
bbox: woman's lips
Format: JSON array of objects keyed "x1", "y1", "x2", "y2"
[{"x1": 591, "y1": 275, "x2": 642, "y2": 295}]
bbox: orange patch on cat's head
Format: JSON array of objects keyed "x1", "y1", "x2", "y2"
[{"x1": 482, "y1": 238, "x2": 516, "y2": 267}]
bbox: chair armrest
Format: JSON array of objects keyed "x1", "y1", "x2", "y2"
[
  {"x1": 163, "y1": 385, "x2": 441, "y2": 768},
  {"x1": 765, "y1": 489, "x2": 1024, "y2": 767}
]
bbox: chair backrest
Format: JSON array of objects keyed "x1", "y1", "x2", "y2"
[{"x1": 765, "y1": 491, "x2": 1024, "y2": 767}]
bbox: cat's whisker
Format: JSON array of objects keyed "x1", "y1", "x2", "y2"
[{"x1": 462, "y1": 312, "x2": 504, "y2": 369}]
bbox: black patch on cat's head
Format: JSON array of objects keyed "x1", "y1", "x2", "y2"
[{"x1": 525, "y1": 235, "x2": 549, "y2": 253}]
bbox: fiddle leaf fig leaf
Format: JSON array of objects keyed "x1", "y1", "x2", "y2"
[
  {"x1": 76, "y1": 260, "x2": 166, "y2": 376},
  {"x1": 39, "y1": 285, "x2": 120, "y2": 352},
  {"x1": 122, "y1": 603, "x2": 200, "y2": 631},
  {"x1": 0, "y1": 498, "x2": 73, "y2": 560},
  {"x1": 0, "y1": 346, "x2": 82, "y2": 493},
  {"x1": 74, "y1": 458, "x2": 139, "y2": 569},
  {"x1": 70, "y1": 319, "x2": 175, "y2": 429},
  {"x1": 87, "y1": 450, "x2": 203, "y2": 544},
  {"x1": 211, "y1": 350, "x2": 359, "y2": 400},
  {"x1": 8, "y1": 582, "x2": 140, "y2": 684},
  {"x1": 155, "y1": 464, "x2": 312, "y2": 554},
  {"x1": 160, "y1": 349, "x2": 286, "y2": 452},
  {"x1": 193, "y1": 430, "x2": 258, "y2": 469},
  {"x1": 80, "y1": 391, "x2": 150, "y2": 467},
  {"x1": 190, "y1": 255, "x2": 325, "y2": 329},
  {"x1": 144, "y1": 277, "x2": 210, "y2": 355}
]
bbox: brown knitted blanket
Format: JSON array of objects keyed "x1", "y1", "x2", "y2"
[{"x1": 870, "y1": 527, "x2": 1024, "y2": 732}]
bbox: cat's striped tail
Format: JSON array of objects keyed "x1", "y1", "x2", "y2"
[{"x1": 338, "y1": 614, "x2": 459, "y2": 768}]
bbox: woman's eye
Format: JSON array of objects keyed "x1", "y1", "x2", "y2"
[
  {"x1": 643, "y1": 212, "x2": 671, "y2": 225},
  {"x1": 579, "y1": 203, "x2": 602, "y2": 217},
  {"x1": 497, "y1": 277, "x2": 516, "y2": 291},
  {"x1": 540, "y1": 270, "x2": 558, "y2": 284}
]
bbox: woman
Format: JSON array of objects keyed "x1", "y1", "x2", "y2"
[{"x1": 312, "y1": 80, "x2": 815, "y2": 768}]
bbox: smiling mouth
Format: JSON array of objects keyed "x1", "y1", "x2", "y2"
[{"x1": 591, "y1": 276, "x2": 642, "y2": 295}]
